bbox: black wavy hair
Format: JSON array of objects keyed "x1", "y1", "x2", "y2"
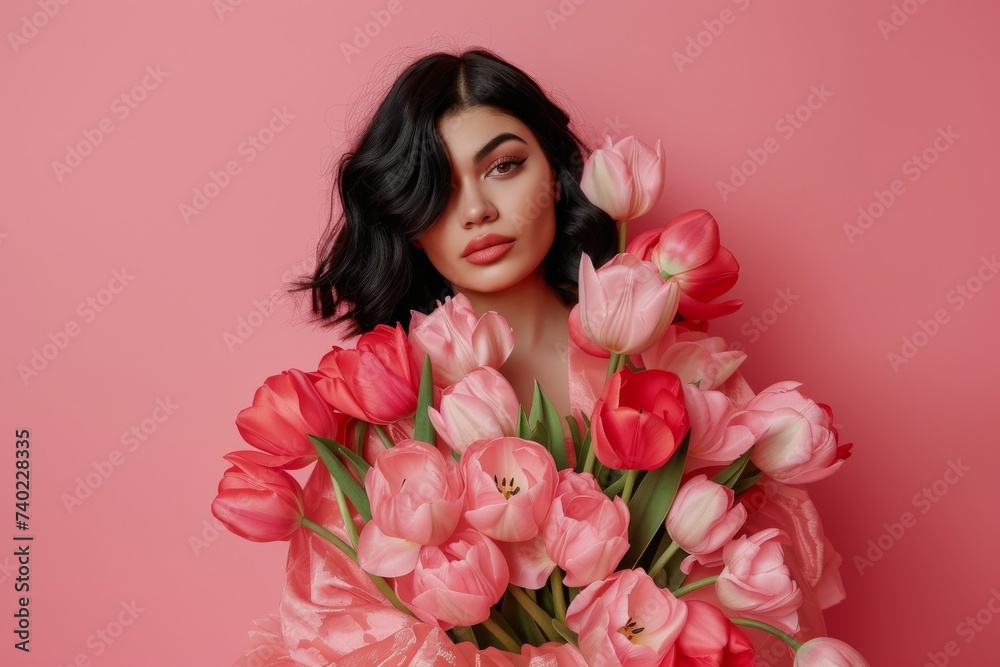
[{"x1": 294, "y1": 47, "x2": 617, "y2": 335}]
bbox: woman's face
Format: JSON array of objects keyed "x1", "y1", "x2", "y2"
[{"x1": 415, "y1": 105, "x2": 560, "y2": 297}]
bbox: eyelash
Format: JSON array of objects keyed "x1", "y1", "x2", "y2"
[{"x1": 488, "y1": 156, "x2": 526, "y2": 176}]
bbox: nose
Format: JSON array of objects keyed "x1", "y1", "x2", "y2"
[{"x1": 456, "y1": 179, "x2": 497, "y2": 228}]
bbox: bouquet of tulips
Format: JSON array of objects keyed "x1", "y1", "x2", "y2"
[{"x1": 214, "y1": 137, "x2": 869, "y2": 667}]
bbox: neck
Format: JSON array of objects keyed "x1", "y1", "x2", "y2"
[{"x1": 455, "y1": 270, "x2": 570, "y2": 347}]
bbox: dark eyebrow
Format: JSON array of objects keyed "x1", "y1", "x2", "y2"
[{"x1": 474, "y1": 133, "x2": 527, "y2": 164}]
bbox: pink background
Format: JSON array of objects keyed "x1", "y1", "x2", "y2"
[{"x1": 2, "y1": 0, "x2": 998, "y2": 664}]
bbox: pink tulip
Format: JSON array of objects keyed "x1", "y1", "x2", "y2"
[
  {"x1": 409, "y1": 293, "x2": 515, "y2": 388},
  {"x1": 739, "y1": 478, "x2": 847, "y2": 611},
  {"x1": 745, "y1": 382, "x2": 853, "y2": 485},
  {"x1": 666, "y1": 475, "x2": 747, "y2": 556},
  {"x1": 794, "y1": 638, "x2": 869, "y2": 667},
  {"x1": 682, "y1": 384, "x2": 768, "y2": 470},
  {"x1": 461, "y1": 437, "x2": 559, "y2": 542},
  {"x1": 357, "y1": 439, "x2": 464, "y2": 577},
  {"x1": 236, "y1": 369, "x2": 348, "y2": 469},
  {"x1": 495, "y1": 534, "x2": 556, "y2": 589},
  {"x1": 639, "y1": 325, "x2": 746, "y2": 391},
  {"x1": 428, "y1": 367, "x2": 520, "y2": 454},
  {"x1": 212, "y1": 452, "x2": 304, "y2": 542},
  {"x1": 591, "y1": 368, "x2": 689, "y2": 471},
  {"x1": 578, "y1": 252, "x2": 679, "y2": 355},
  {"x1": 315, "y1": 323, "x2": 419, "y2": 425},
  {"x1": 568, "y1": 302, "x2": 611, "y2": 358},
  {"x1": 716, "y1": 528, "x2": 802, "y2": 634},
  {"x1": 566, "y1": 568, "x2": 687, "y2": 667},
  {"x1": 673, "y1": 601, "x2": 755, "y2": 667},
  {"x1": 580, "y1": 135, "x2": 666, "y2": 221},
  {"x1": 541, "y1": 470, "x2": 630, "y2": 587},
  {"x1": 394, "y1": 529, "x2": 509, "y2": 629},
  {"x1": 627, "y1": 209, "x2": 742, "y2": 321}
]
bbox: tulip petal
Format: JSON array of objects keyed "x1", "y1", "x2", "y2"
[{"x1": 356, "y1": 523, "x2": 422, "y2": 577}]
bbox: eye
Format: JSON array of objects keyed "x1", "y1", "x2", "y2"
[{"x1": 488, "y1": 156, "x2": 526, "y2": 177}]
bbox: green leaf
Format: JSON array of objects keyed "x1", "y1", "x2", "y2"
[
  {"x1": 550, "y1": 619, "x2": 578, "y2": 646},
  {"x1": 623, "y1": 435, "x2": 688, "y2": 567},
  {"x1": 413, "y1": 354, "x2": 436, "y2": 446},
  {"x1": 528, "y1": 421, "x2": 547, "y2": 448},
  {"x1": 354, "y1": 420, "x2": 369, "y2": 452},
  {"x1": 529, "y1": 381, "x2": 568, "y2": 469},
  {"x1": 310, "y1": 435, "x2": 371, "y2": 522},
  {"x1": 309, "y1": 435, "x2": 370, "y2": 478},
  {"x1": 501, "y1": 591, "x2": 545, "y2": 647},
  {"x1": 733, "y1": 470, "x2": 763, "y2": 496},
  {"x1": 710, "y1": 450, "x2": 752, "y2": 489},
  {"x1": 482, "y1": 611, "x2": 522, "y2": 652},
  {"x1": 565, "y1": 415, "x2": 582, "y2": 451},
  {"x1": 666, "y1": 554, "x2": 690, "y2": 590},
  {"x1": 517, "y1": 406, "x2": 530, "y2": 439}
]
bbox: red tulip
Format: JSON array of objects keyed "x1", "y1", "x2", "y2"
[
  {"x1": 315, "y1": 323, "x2": 420, "y2": 425},
  {"x1": 212, "y1": 452, "x2": 305, "y2": 542},
  {"x1": 236, "y1": 369, "x2": 347, "y2": 469},
  {"x1": 627, "y1": 209, "x2": 742, "y2": 321},
  {"x1": 591, "y1": 368, "x2": 690, "y2": 470}
]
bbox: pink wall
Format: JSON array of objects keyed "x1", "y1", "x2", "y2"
[{"x1": 2, "y1": 0, "x2": 997, "y2": 664}]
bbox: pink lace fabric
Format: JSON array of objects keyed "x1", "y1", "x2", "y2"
[{"x1": 239, "y1": 337, "x2": 845, "y2": 666}]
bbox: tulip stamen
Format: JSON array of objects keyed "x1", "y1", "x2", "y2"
[
  {"x1": 617, "y1": 617, "x2": 644, "y2": 641},
  {"x1": 493, "y1": 475, "x2": 521, "y2": 499}
]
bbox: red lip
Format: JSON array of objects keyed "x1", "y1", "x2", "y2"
[{"x1": 462, "y1": 233, "x2": 516, "y2": 258}]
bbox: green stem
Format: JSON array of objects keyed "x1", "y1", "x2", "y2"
[
  {"x1": 605, "y1": 352, "x2": 621, "y2": 381},
  {"x1": 452, "y1": 625, "x2": 479, "y2": 648},
  {"x1": 581, "y1": 443, "x2": 597, "y2": 477},
  {"x1": 731, "y1": 618, "x2": 803, "y2": 650},
  {"x1": 673, "y1": 574, "x2": 719, "y2": 597},
  {"x1": 603, "y1": 473, "x2": 627, "y2": 498},
  {"x1": 301, "y1": 517, "x2": 414, "y2": 618},
  {"x1": 372, "y1": 423, "x2": 395, "y2": 449},
  {"x1": 620, "y1": 470, "x2": 639, "y2": 504},
  {"x1": 483, "y1": 611, "x2": 522, "y2": 653},
  {"x1": 331, "y1": 477, "x2": 360, "y2": 548},
  {"x1": 618, "y1": 219, "x2": 627, "y2": 253},
  {"x1": 301, "y1": 517, "x2": 356, "y2": 559},
  {"x1": 507, "y1": 585, "x2": 561, "y2": 642},
  {"x1": 550, "y1": 568, "x2": 567, "y2": 623},
  {"x1": 648, "y1": 540, "x2": 681, "y2": 580}
]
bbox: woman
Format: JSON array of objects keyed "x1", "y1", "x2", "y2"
[
  {"x1": 296, "y1": 48, "x2": 617, "y2": 419},
  {"x1": 249, "y1": 47, "x2": 847, "y2": 666}
]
